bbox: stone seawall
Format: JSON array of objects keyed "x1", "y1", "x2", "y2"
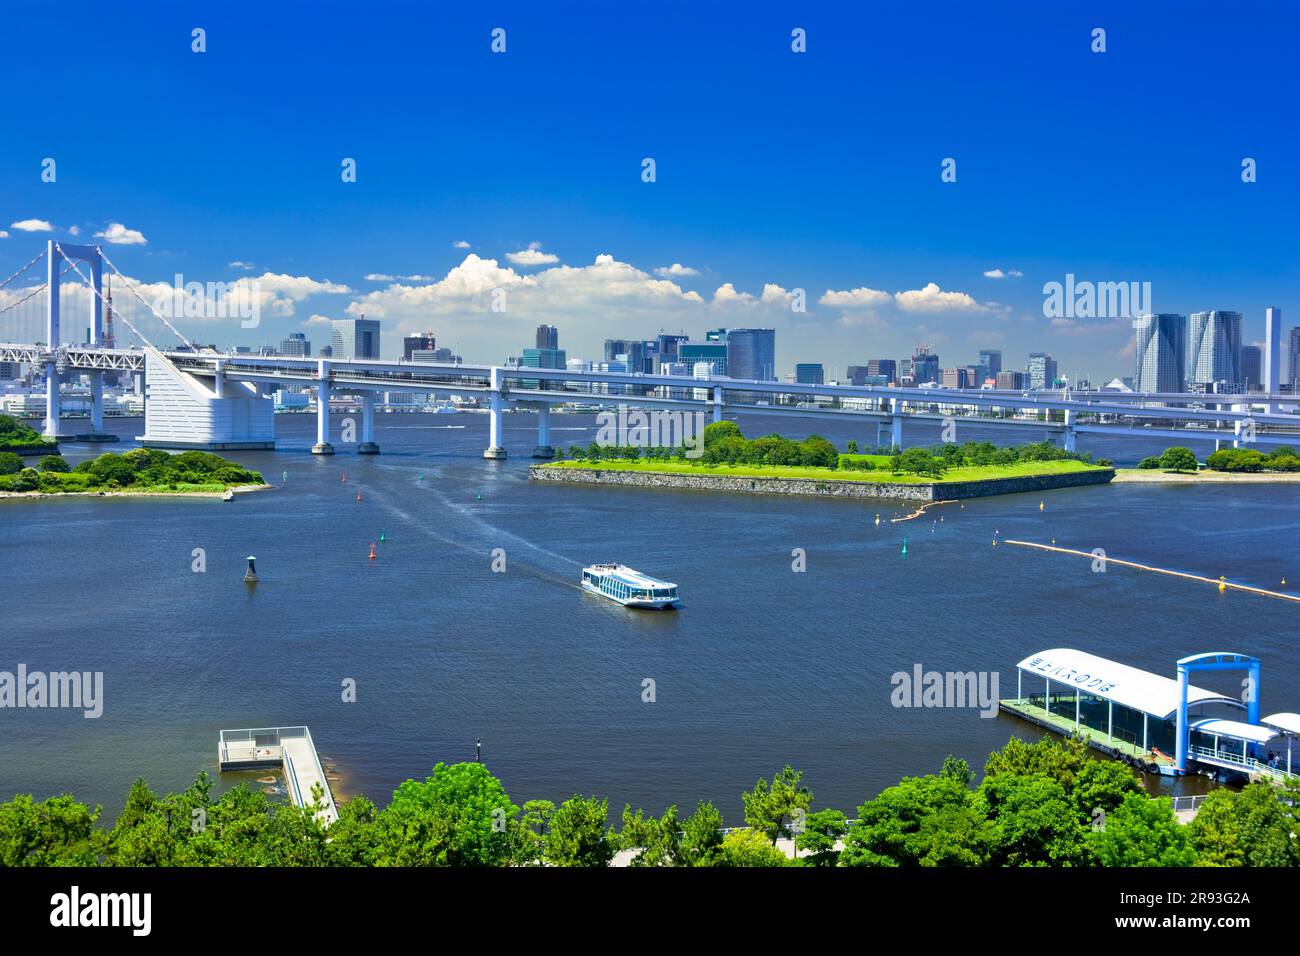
[{"x1": 529, "y1": 465, "x2": 1115, "y2": 501}]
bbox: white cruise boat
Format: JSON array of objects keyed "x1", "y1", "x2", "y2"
[{"x1": 581, "y1": 564, "x2": 679, "y2": 609}]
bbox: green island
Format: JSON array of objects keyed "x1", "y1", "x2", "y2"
[
  {"x1": 542, "y1": 421, "x2": 1112, "y2": 485},
  {"x1": 0, "y1": 445, "x2": 266, "y2": 496},
  {"x1": 1114, "y1": 445, "x2": 1300, "y2": 483},
  {"x1": 0, "y1": 414, "x2": 58, "y2": 455},
  {"x1": 4, "y1": 735, "x2": 1296, "y2": 867}
]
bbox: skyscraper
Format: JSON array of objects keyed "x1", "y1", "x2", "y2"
[
  {"x1": 331, "y1": 316, "x2": 381, "y2": 360},
  {"x1": 1290, "y1": 327, "x2": 1300, "y2": 392},
  {"x1": 795, "y1": 363, "x2": 824, "y2": 385},
  {"x1": 535, "y1": 324, "x2": 558, "y2": 350},
  {"x1": 1027, "y1": 352, "x2": 1057, "y2": 390},
  {"x1": 725, "y1": 329, "x2": 776, "y2": 381},
  {"x1": 977, "y1": 350, "x2": 1002, "y2": 384},
  {"x1": 1187, "y1": 311, "x2": 1243, "y2": 390},
  {"x1": 909, "y1": 347, "x2": 940, "y2": 385},
  {"x1": 1133, "y1": 313, "x2": 1186, "y2": 393},
  {"x1": 279, "y1": 332, "x2": 311, "y2": 357},
  {"x1": 1265, "y1": 307, "x2": 1282, "y2": 393},
  {"x1": 403, "y1": 331, "x2": 437, "y2": 361},
  {"x1": 1242, "y1": 345, "x2": 1262, "y2": 391}
]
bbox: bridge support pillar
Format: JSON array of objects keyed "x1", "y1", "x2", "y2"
[
  {"x1": 890, "y1": 414, "x2": 903, "y2": 451},
  {"x1": 483, "y1": 367, "x2": 507, "y2": 459},
  {"x1": 532, "y1": 404, "x2": 554, "y2": 458},
  {"x1": 76, "y1": 370, "x2": 116, "y2": 442},
  {"x1": 1232, "y1": 418, "x2": 1242, "y2": 449},
  {"x1": 358, "y1": 392, "x2": 379, "y2": 454},
  {"x1": 1063, "y1": 410, "x2": 1076, "y2": 452},
  {"x1": 312, "y1": 360, "x2": 334, "y2": 455},
  {"x1": 1175, "y1": 664, "x2": 1189, "y2": 774},
  {"x1": 43, "y1": 360, "x2": 61, "y2": 439},
  {"x1": 711, "y1": 385, "x2": 723, "y2": 424}
]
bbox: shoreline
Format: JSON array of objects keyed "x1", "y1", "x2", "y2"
[
  {"x1": 1112, "y1": 469, "x2": 1300, "y2": 484},
  {"x1": 530, "y1": 463, "x2": 1114, "y2": 501},
  {"x1": 0, "y1": 482, "x2": 274, "y2": 501}
]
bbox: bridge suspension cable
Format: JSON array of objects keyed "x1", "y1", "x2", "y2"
[
  {"x1": 0, "y1": 261, "x2": 79, "y2": 316},
  {"x1": 0, "y1": 249, "x2": 48, "y2": 291},
  {"x1": 97, "y1": 245, "x2": 195, "y2": 351},
  {"x1": 54, "y1": 243, "x2": 159, "y2": 351}
]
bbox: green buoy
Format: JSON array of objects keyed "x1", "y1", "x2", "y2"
[
  {"x1": 901, "y1": 537, "x2": 908, "y2": 557},
  {"x1": 379, "y1": 529, "x2": 387, "y2": 542}
]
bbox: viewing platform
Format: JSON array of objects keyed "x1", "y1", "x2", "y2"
[{"x1": 218, "y1": 726, "x2": 338, "y2": 824}]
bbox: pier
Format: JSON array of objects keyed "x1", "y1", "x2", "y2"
[{"x1": 218, "y1": 726, "x2": 338, "y2": 825}]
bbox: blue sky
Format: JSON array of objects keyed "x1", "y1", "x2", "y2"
[{"x1": 2, "y1": 0, "x2": 1297, "y2": 381}]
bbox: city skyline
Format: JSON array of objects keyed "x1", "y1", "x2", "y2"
[{"x1": 2, "y1": 3, "x2": 1296, "y2": 380}]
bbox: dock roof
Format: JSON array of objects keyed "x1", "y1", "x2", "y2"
[{"x1": 1017, "y1": 648, "x2": 1241, "y2": 720}]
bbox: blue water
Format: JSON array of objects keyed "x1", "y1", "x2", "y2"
[{"x1": 1, "y1": 411, "x2": 1294, "y2": 820}]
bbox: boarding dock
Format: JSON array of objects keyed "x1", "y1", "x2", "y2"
[{"x1": 218, "y1": 726, "x2": 338, "y2": 824}]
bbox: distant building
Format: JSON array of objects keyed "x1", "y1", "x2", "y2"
[
  {"x1": 978, "y1": 350, "x2": 1002, "y2": 383},
  {"x1": 942, "y1": 367, "x2": 972, "y2": 389},
  {"x1": 655, "y1": 333, "x2": 689, "y2": 366},
  {"x1": 725, "y1": 328, "x2": 776, "y2": 381},
  {"x1": 845, "y1": 365, "x2": 872, "y2": 386},
  {"x1": 1265, "y1": 308, "x2": 1282, "y2": 394},
  {"x1": 403, "y1": 331, "x2": 438, "y2": 361},
  {"x1": 909, "y1": 347, "x2": 940, "y2": 385},
  {"x1": 1133, "y1": 313, "x2": 1186, "y2": 393},
  {"x1": 1290, "y1": 327, "x2": 1300, "y2": 392},
  {"x1": 535, "y1": 324, "x2": 559, "y2": 350},
  {"x1": 680, "y1": 340, "x2": 727, "y2": 377},
  {"x1": 279, "y1": 332, "x2": 311, "y2": 357},
  {"x1": 520, "y1": 347, "x2": 567, "y2": 390},
  {"x1": 867, "y1": 359, "x2": 897, "y2": 383},
  {"x1": 1187, "y1": 311, "x2": 1242, "y2": 390},
  {"x1": 795, "y1": 363, "x2": 824, "y2": 385},
  {"x1": 331, "y1": 316, "x2": 380, "y2": 360},
  {"x1": 995, "y1": 370, "x2": 1027, "y2": 390},
  {"x1": 1242, "y1": 345, "x2": 1262, "y2": 391},
  {"x1": 1027, "y1": 353, "x2": 1057, "y2": 390}
]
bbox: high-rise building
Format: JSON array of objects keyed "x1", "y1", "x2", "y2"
[
  {"x1": 535, "y1": 324, "x2": 559, "y2": 350},
  {"x1": 977, "y1": 350, "x2": 1002, "y2": 384},
  {"x1": 1265, "y1": 307, "x2": 1282, "y2": 393},
  {"x1": 867, "y1": 359, "x2": 897, "y2": 383},
  {"x1": 520, "y1": 347, "x2": 567, "y2": 390},
  {"x1": 795, "y1": 363, "x2": 824, "y2": 385},
  {"x1": 1289, "y1": 327, "x2": 1300, "y2": 392},
  {"x1": 403, "y1": 331, "x2": 437, "y2": 361},
  {"x1": 845, "y1": 365, "x2": 872, "y2": 386},
  {"x1": 1187, "y1": 311, "x2": 1242, "y2": 389},
  {"x1": 1133, "y1": 313, "x2": 1186, "y2": 393},
  {"x1": 680, "y1": 339, "x2": 727, "y2": 376},
  {"x1": 995, "y1": 370, "x2": 1026, "y2": 390},
  {"x1": 909, "y1": 347, "x2": 940, "y2": 385},
  {"x1": 1027, "y1": 353, "x2": 1057, "y2": 390},
  {"x1": 942, "y1": 368, "x2": 972, "y2": 389},
  {"x1": 1242, "y1": 345, "x2": 1262, "y2": 391},
  {"x1": 331, "y1": 316, "x2": 381, "y2": 360},
  {"x1": 279, "y1": 332, "x2": 311, "y2": 357},
  {"x1": 725, "y1": 328, "x2": 776, "y2": 381},
  {"x1": 655, "y1": 333, "x2": 689, "y2": 365}
]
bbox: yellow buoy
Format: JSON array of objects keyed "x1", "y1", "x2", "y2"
[{"x1": 1039, "y1": 501, "x2": 1045, "y2": 511}]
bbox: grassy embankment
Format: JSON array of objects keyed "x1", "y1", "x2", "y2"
[{"x1": 544, "y1": 455, "x2": 1104, "y2": 485}]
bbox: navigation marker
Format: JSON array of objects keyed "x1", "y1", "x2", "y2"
[
  {"x1": 901, "y1": 537, "x2": 908, "y2": 556},
  {"x1": 379, "y1": 530, "x2": 387, "y2": 543},
  {"x1": 369, "y1": 543, "x2": 376, "y2": 561},
  {"x1": 243, "y1": 555, "x2": 258, "y2": 584}
]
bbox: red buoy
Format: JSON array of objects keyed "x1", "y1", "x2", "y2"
[{"x1": 369, "y1": 543, "x2": 376, "y2": 560}]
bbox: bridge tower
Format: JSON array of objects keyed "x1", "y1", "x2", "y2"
[{"x1": 43, "y1": 240, "x2": 112, "y2": 440}]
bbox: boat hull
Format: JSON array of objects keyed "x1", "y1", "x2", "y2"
[{"x1": 581, "y1": 581, "x2": 677, "y2": 609}]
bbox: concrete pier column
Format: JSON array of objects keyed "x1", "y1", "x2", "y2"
[
  {"x1": 1063, "y1": 409, "x2": 1076, "y2": 452},
  {"x1": 43, "y1": 360, "x2": 61, "y2": 438},
  {"x1": 312, "y1": 359, "x2": 334, "y2": 455},
  {"x1": 1232, "y1": 417, "x2": 1242, "y2": 449},
  {"x1": 890, "y1": 412, "x2": 903, "y2": 451},
  {"x1": 89, "y1": 371, "x2": 104, "y2": 433},
  {"x1": 483, "y1": 366, "x2": 507, "y2": 459},
  {"x1": 358, "y1": 391, "x2": 379, "y2": 454},
  {"x1": 711, "y1": 385, "x2": 723, "y2": 423},
  {"x1": 532, "y1": 403, "x2": 554, "y2": 458}
]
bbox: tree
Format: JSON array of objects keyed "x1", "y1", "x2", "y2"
[
  {"x1": 39, "y1": 454, "x2": 70, "y2": 472},
  {"x1": 742, "y1": 765, "x2": 812, "y2": 846},
  {"x1": 678, "y1": 801, "x2": 724, "y2": 866},
  {"x1": 845, "y1": 439, "x2": 859, "y2": 454},
  {"x1": 0, "y1": 451, "x2": 24, "y2": 474},
  {"x1": 371, "y1": 762, "x2": 517, "y2": 867},
  {"x1": 796, "y1": 809, "x2": 848, "y2": 866},
  {"x1": 716, "y1": 828, "x2": 791, "y2": 867},
  {"x1": 1087, "y1": 793, "x2": 1195, "y2": 867},
  {"x1": 841, "y1": 773, "x2": 989, "y2": 867},
  {"x1": 0, "y1": 793, "x2": 103, "y2": 866},
  {"x1": 1159, "y1": 446, "x2": 1198, "y2": 473},
  {"x1": 508, "y1": 799, "x2": 555, "y2": 866},
  {"x1": 617, "y1": 804, "x2": 680, "y2": 866},
  {"x1": 544, "y1": 795, "x2": 614, "y2": 867},
  {"x1": 975, "y1": 773, "x2": 1090, "y2": 867}
]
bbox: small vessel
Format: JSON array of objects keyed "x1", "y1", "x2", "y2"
[
  {"x1": 581, "y1": 564, "x2": 678, "y2": 609},
  {"x1": 222, "y1": 489, "x2": 235, "y2": 502}
]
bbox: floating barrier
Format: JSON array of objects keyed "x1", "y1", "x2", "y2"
[{"x1": 1003, "y1": 539, "x2": 1300, "y2": 604}]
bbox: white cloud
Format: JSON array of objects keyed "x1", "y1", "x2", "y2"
[
  {"x1": 94, "y1": 222, "x2": 147, "y2": 245},
  {"x1": 506, "y1": 241, "x2": 560, "y2": 266},
  {"x1": 819, "y1": 287, "x2": 891, "y2": 309},
  {"x1": 228, "y1": 261, "x2": 255, "y2": 271},
  {"x1": 68, "y1": 225, "x2": 81, "y2": 236},
  {"x1": 0, "y1": 231, "x2": 8, "y2": 239},
  {"x1": 711, "y1": 282, "x2": 755, "y2": 306},
  {"x1": 654, "y1": 263, "x2": 699, "y2": 277},
  {"x1": 10, "y1": 219, "x2": 53, "y2": 233},
  {"x1": 366, "y1": 272, "x2": 434, "y2": 282},
  {"x1": 303, "y1": 314, "x2": 335, "y2": 327},
  {"x1": 452, "y1": 240, "x2": 470, "y2": 249},
  {"x1": 983, "y1": 268, "x2": 1023, "y2": 279},
  {"x1": 894, "y1": 282, "x2": 985, "y2": 313}
]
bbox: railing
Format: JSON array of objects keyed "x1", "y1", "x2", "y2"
[
  {"x1": 1171, "y1": 795, "x2": 1207, "y2": 813},
  {"x1": 1189, "y1": 744, "x2": 1297, "y2": 780}
]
